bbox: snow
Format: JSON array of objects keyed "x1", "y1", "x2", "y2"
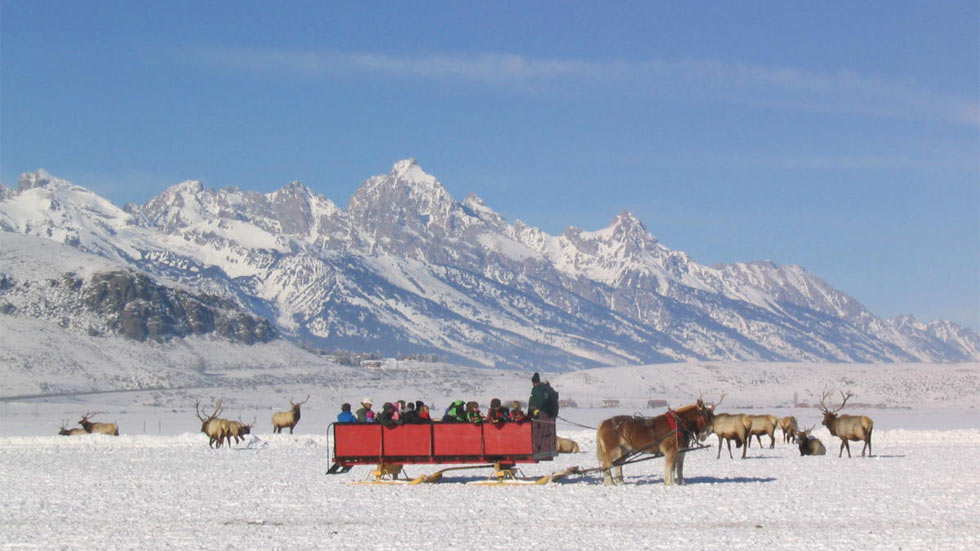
[{"x1": 1, "y1": 362, "x2": 978, "y2": 549}]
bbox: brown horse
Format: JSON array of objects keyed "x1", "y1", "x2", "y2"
[{"x1": 595, "y1": 399, "x2": 713, "y2": 485}]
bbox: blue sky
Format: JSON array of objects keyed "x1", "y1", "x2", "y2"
[{"x1": 2, "y1": 1, "x2": 978, "y2": 329}]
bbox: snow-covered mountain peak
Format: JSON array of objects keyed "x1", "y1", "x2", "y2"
[
  {"x1": 346, "y1": 159, "x2": 463, "y2": 241},
  {"x1": 269, "y1": 180, "x2": 315, "y2": 204},
  {"x1": 594, "y1": 210, "x2": 659, "y2": 246},
  {"x1": 17, "y1": 169, "x2": 71, "y2": 191},
  {"x1": 390, "y1": 157, "x2": 424, "y2": 178}
]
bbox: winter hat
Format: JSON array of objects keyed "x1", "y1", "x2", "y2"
[
  {"x1": 362, "y1": 398, "x2": 373, "y2": 406},
  {"x1": 531, "y1": 372, "x2": 541, "y2": 384}
]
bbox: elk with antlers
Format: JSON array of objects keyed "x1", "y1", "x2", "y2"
[
  {"x1": 77, "y1": 412, "x2": 119, "y2": 435},
  {"x1": 195, "y1": 400, "x2": 230, "y2": 448},
  {"x1": 819, "y1": 389, "x2": 874, "y2": 458},
  {"x1": 704, "y1": 393, "x2": 750, "y2": 459},
  {"x1": 272, "y1": 395, "x2": 309, "y2": 434},
  {"x1": 795, "y1": 425, "x2": 827, "y2": 456}
]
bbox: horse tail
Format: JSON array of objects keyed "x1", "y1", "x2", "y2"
[{"x1": 595, "y1": 422, "x2": 607, "y2": 465}]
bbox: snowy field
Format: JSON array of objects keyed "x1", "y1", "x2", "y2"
[{"x1": 2, "y1": 362, "x2": 979, "y2": 550}]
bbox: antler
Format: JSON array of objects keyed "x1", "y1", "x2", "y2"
[
  {"x1": 818, "y1": 388, "x2": 834, "y2": 412},
  {"x1": 819, "y1": 388, "x2": 853, "y2": 413},
  {"x1": 195, "y1": 399, "x2": 223, "y2": 421},
  {"x1": 81, "y1": 410, "x2": 104, "y2": 421},
  {"x1": 710, "y1": 391, "x2": 726, "y2": 410},
  {"x1": 291, "y1": 394, "x2": 310, "y2": 406}
]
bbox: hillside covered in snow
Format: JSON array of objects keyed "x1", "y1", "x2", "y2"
[{"x1": 1, "y1": 160, "x2": 977, "y2": 372}]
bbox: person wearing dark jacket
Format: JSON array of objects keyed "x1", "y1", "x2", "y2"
[
  {"x1": 400, "y1": 402, "x2": 419, "y2": 424},
  {"x1": 487, "y1": 398, "x2": 508, "y2": 425},
  {"x1": 377, "y1": 402, "x2": 402, "y2": 428},
  {"x1": 528, "y1": 372, "x2": 550, "y2": 418}
]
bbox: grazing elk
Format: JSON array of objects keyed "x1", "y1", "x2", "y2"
[
  {"x1": 556, "y1": 436, "x2": 580, "y2": 453},
  {"x1": 746, "y1": 414, "x2": 778, "y2": 449},
  {"x1": 196, "y1": 400, "x2": 230, "y2": 448},
  {"x1": 58, "y1": 420, "x2": 89, "y2": 436},
  {"x1": 705, "y1": 394, "x2": 750, "y2": 459},
  {"x1": 819, "y1": 389, "x2": 874, "y2": 458},
  {"x1": 779, "y1": 416, "x2": 799, "y2": 444},
  {"x1": 77, "y1": 411, "x2": 119, "y2": 435},
  {"x1": 225, "y1": 417, "x2": 255, "y2": 446},
  {"x1": 795, "y1": 425, "x2": 827, "y2": 456},
  {"x1": 272, "y1": 395, "x2": 309, "y2": 434}
]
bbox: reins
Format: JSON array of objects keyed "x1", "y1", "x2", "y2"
[{"x1": 556, "y1": 414, "x2": 598, "y2": 430}]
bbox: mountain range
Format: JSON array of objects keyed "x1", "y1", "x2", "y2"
[{"x1": 1, "y1": 159, "x2": 977, "y2": 370}]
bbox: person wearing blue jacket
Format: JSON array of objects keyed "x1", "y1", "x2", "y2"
[{"x1": 337, "y1": 403, "x2": 357, "y2": 423}]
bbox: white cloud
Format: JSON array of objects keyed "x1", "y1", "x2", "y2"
[{"x1": 193, "y1": 48, "x2": 979, "y2": 126}]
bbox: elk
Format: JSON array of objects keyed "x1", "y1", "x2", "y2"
[
  {"x1": 58, "y1": 420, "x2": 89, "y2": 436},
  {"x1": 795, "y1": 425, "x2": 827, "y2": 456},
  {"x1": 225, "y1": 416, "x2": 255, "y2": 446},
  {"x1": 746, "y1": 414, "x2": 778, "y2": 449},
  {"x1": 779, "y1": 416, "x2": 799, "y2": 444},
  {"x1": 272, "y1": 395, "x2": 309, "y2": 434},
  {"x1": 556, "y1": 436, "x2": 580, "y2": 453},
  {"x1": 195, "y1": 400, "x2": 230, "y2": 448},
  {"x1": 819, "y1": 389, "x2": 874, "y2": 458},
  {"x1": 704, "y1": 393, "x2": 750, "y2": 459},
  {"x1": 77, "y1": 411, "x2": 119, "y2": 435}
]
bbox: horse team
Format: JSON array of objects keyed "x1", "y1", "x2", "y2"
[{"x1": 596, "y1": 388, "x2": 875, "y2": 486}]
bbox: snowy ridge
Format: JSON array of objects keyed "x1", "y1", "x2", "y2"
[{"x1": 1, "y1": 160, "x2": 977, "y2": 368}]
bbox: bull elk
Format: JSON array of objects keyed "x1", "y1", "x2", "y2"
[
  {"x1": 195, "y1": 400, "x2": 230, "y2": 448},
  {"x1": 795, "y1": 425, "x2": 827, "y2": 456},
  {"x1": 819, "y1": 389, "x2": 874, "y2": 458},
  {"x1": 58, "y1": 420, "x2": 89, "y2": 436},
  {"x1": 779, "y1": 416, "x2": 799, "y2": 444},
  {"x1": 77, "y1": 411, "x2": 119, "y2": 436},
  {"x1": 272, "y1": 395, "x2": 309, "y2": 434},
  {"x1": 705, "y1": 393, "x2": 750, "y2": 459},
  {"x1": 746, "y1": 414, "x2": 778, "y2": 449}
]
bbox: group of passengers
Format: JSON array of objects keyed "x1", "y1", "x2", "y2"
[
  {"x1": 336, "y1": 372, "x2": 554, "y2": 427},
  {"x1": 440, "y1": 398, "x2": 527, "y2": 424},
  {"x1": 337, "y1": 398, "x2": 433, "y2": 427},
  {"x1": 336, "y1": 397, "x2": 527, "y2": 426}
]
